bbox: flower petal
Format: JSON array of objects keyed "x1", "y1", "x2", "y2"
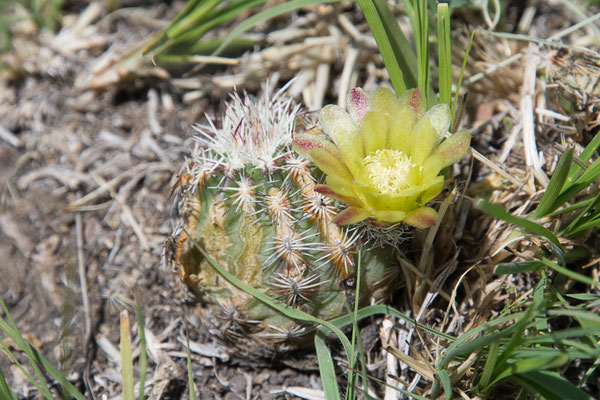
[
  {"x1": 410, "y1": 118, "x2": 438, "y2": 165},
  {"x1": 333, "y1": 207, "x2": 370, "y2": 225},
  {"x1": 361, "y1": 111, "x2": 389, "y2": 154},
  {"x1": 418, "y1": 176, "x2": 444, "y2": 204},
  {"x1": 325, "y1": 175, "x2": 356, "y2": 197},
  {"x1": 388, "y1": 107, "x2": 417, "y2": 154},
  {"x1": 425, "y1": 104, "x2": 451, "y2": 136},
  {"x1": 314, "y1": 184, "x2": 360, "y2": 206},
  {"x1": 319, "y1": 105, "x2": 363, "y2": 174},
  {"x1": 422, "y1": 154, "x2": 445, "y2": 181},
  {"x1": 400, "y1": 88, "x2": 426, "y2": 119},
  {"x1": 311, "y1": 147, "x2": 353, "y2": 182},
  {"x1": 369, "y1": 87, "x2": 398, "y2": 114},
  {"x1": 372, "y1": 210, "x2": 407, "y2": 224},
  {"x1": 403, "y1": 207, "x2": 438, "y2": 229},
  {"x1": 431, "y1": 130, "x2": 471, "y2": 167},
  {"x1": 292, "y1": 132, "x2": 334, "y2": 160},
  {"x1": 347, "y1": 87, "x2": 369, "y2": 125}
]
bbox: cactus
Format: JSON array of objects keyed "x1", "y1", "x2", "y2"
[{"x1": 165, "y1": 83, "x2": 396, "y2": 356}]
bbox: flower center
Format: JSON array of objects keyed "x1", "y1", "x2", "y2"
[{"x1": 362, "y1": 149, "x2": 419, "y2": 194}]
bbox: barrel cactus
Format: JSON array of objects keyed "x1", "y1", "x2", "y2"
[{"x1": 165, "y1": 84, "x2": 397, "y2": 356}]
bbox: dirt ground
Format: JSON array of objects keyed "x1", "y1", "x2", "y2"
[{"x1": 1, "y1": 1, "x2": 599, "y2": 399}]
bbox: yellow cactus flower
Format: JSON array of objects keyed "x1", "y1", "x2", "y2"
[{"x1": 293, "y1": 87, "x2": 471, "y2": 229}]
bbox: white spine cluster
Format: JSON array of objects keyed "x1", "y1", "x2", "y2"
[{"x1": 190, "y1": 83, "x2": 302, "y2": 176}]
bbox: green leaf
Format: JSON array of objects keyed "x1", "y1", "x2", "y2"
[
  {"x1": 357, "y1": 0, "x2": 407, "y2": 94},
  {"x1": 514, "y1": 371, "x2": 594, "y2": 400},
  {"x1": 414, "y1": 0, "x2": 430, "y2": 103},
  {"x1": 120, "y1": 311, "x2": 135, "y2": 400},
  {"x1": 534, "y1": 146, "x2": 574, "y2": 218},
  {"x1": 549, "y1": 197, "x2": 595, "y2": 217},
  {"x1": 437, "y1": 369, "x2": 452, "y2": 398},
  {"x1": 186, "y1": 336, "x2": 196, "y2": 400},
  {"x1": 561, "y1": 194, "x2": 600, "y2": 236},
  {"x1": 149, "y1": 0, "x2": 266, "y2": 57},
  {"x1": 437, "y1": 3, "x2": 452, "y2": 107},
  {"x1": 541, "y1": 257, "x2": 600, "y2": 289},
  {"x1": 489, "y1": 354, "x2": 568, "y2": 387},
  {"x1": 566, "y1": 129, "x2": 600, "y2": 184},
  {"x1": 372, "y1": 0, "x2": 417, "y2": 88},
  {"x1": 212, "y1": 0, "x2": 340, "y2": 57},
  {"x1": 135, "y1": 302, "x2": 147, "y2": 400},
  {"x1": 0, "y1": 367, "x2": 17, "y2": 400},
  {"x1": 495, "y1": 261, "x2": 544, "y2": 275},
  {"x1": 574, "y1": 157, "x2": 600, "y2": 186},
  {"x1": 452, "y1": 30, "x2": 475, "y2": 127},
  {"x1": 0, "y1": 298, "x2": 86, "y2": 400},
  {"x1": 478, "y1": 339, "x2": 499, "y2": 390},
  {"x1": 315, "y1": 331, "x2": 340, "y2": 400},
  {"x1": 476, "y1": 199, "x2": 562, "y2": 249},
  {"x1": 566, "y1": 293, "x2": 600, "y2": 301}
]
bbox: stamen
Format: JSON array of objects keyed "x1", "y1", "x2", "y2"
[{"x1": 362, "y1": 149, "x2": 421, "y2": 194}]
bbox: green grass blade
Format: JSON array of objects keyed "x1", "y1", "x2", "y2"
[
  {"x1": 553, "y1": 181, "x2": 593, "y2": 215},
  {"x1": 0, "y1": 309, "x2": 86, "y2": 400},
  {"x1": 0, "y1": 339, "x2": 49, "y2": 399},
  {"x1": 120, "y1": 311, "x2": 135, "y2": 400},
  {"x1": 452, "y1": 30, "x2": 475, "y2": 126},
  {"x1": 143, "y1": 0, "x2": 203, "y2": 54},
  {"x1": 438, "y1": 311, "x2": 530, "y2": 370},
  {"x1": 186, "y1": 336, "x2": 196, "y2": 400},
  {"x1": 437, "y1": 3, "x2": 451, "y2": 107},
  {"x1": 0, "y1": 300, "x2": 54, "y2": 399},
  {"x1": 0, "y1": 364, "x2": 18, "y2": 400},
  {"x1": 327, "y1": 304, "x2": 454, "y2": 341},
  {"x1": 347, "y1": 250, "x2": 365, "y2": 400},
  {"x1": 519, "y1": 327, "x2": 600, "y2": 344},
  {"x1": 581, "y1": 357, "x2": 600, "y2": 388},
  {"x1": 562, "y1": 193, "x2": 600, "y2": 230},
  {"x1": 478, "y1": 339, "x2": 499, "y2": 390},
  {"x1": 566, "y1": 129, "x2": 600, "y2": 184},
  {"x1": 476, "y1": 199, "x2": 562, "y2": 249},
  {"x1": 437, "y1": 369, "x2": 452, "y2": 398},
  {"x1": 372, "y1": 0, "x2": 417, "y2": 88},
  {"x1": 534, "y1": 146, "x2": 574, "y2": 218},
  {"x1": 546, "y1": 309, "x2": 600, "y2": 325},
  {"x1": 212, "y1": 0, "x2": 340, "y2": 57},
  {"x1": 549, "y1": 197, "x2": 595, "y2": 217},
  {"x1": 491, "y1": 306, "x2": 535, "y2": 374},
  {"x1": 514, "y1": 371, "x2": 594, "y2": 400},
  {"x1": 495, "y1": 260, "x2": 544, "y2": 275},
  {"x1": 566, "y1": 293, "x2": 600, "y2": 301},
  {"x1": 314, "y1": 330, "x2": 340, "y2": 400},
  {"x1": 541, "y1": 257, "x2": 600, "y2": 288},
  {"x1": 150, "y1": 0, "x2": 265, "y2": 57},
  {"x1": 573, "y1": 157, "x2": 600, "y2": 186},
  {"x1": 135, "y1": 302, "x2": 147, "y2": 400},
  {"x1": 414, "y1": 0, "x2": 429, "y2": 104},
  {"x1": 357, "y1": 0, "x2": 407, "y2": 94},
  {"x1": 167, "y1": 0, "x2": 224, "y2": 38},
  {"x1": 489, "y1": 354, "x2": 568, "y2": 387}
]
